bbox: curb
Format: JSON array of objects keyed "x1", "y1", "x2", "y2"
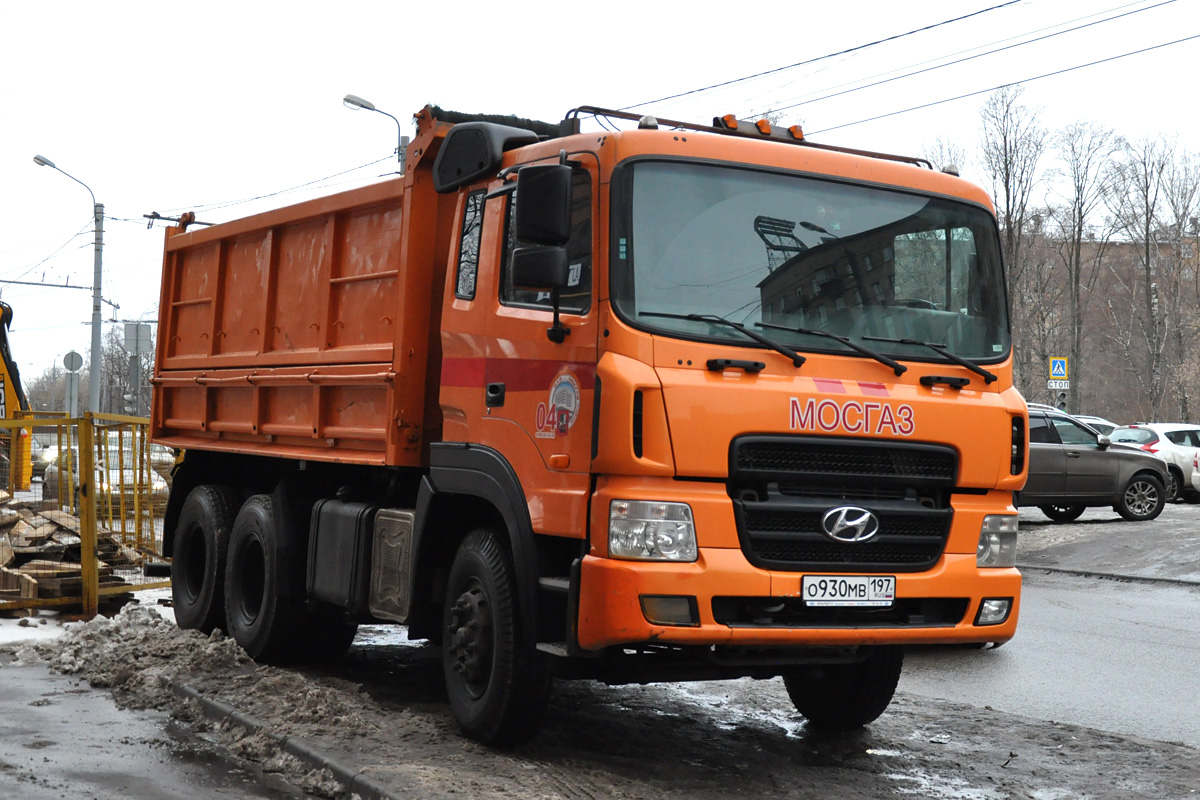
[
  {"x1": 170, "y1": 682, "x2": 404, "y2": 800},
  {"x1": 1016, "y1": 563, "x2": 1200, "y2": 587}
]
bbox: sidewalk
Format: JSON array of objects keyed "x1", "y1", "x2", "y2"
[{"x1": 1016, "y1": 504, "x2": 1200, "y2": 584}]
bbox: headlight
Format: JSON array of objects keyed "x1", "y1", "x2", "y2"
[
  {"x1": 609, "y1": 500, "x2": 697, "y2": 562},
  {"x1": 977, "y1": 515, "x2": 1018, "y2": 568}
]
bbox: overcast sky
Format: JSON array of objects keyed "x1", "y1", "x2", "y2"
[{"x1": 1, "y1": 0, "x2": 1195, "y2": 392}]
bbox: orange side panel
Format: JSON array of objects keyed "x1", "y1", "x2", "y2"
[{"x1": 153, "y1": 171, "x2": 451, "y2": 467}]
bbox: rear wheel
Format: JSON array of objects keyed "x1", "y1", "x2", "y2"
[
  {"x1": 783, "y1": 646, "x2": 903, "y2": 730},
  {"x1": 1115, "y1": 474, "x2": 1166, "y2": 521},
  {"x1": 1039, "y1": 504, "x2": 1086, "y2": 523},
  {"x1": 171, "y1": 485, "x2": 239, "y2": 633},
  {"x1": 442, "y1": 529, "x2": 551, "y2": 745},
  {"x1": 224, "y1": 495, "x2": 305, "y2": 661},
  {"x1": 1165, "y1": 469, "x2": 1182, "y2": 501}
]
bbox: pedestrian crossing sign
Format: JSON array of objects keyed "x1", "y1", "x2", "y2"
[{"x1": 1049, "y1": 358, "x2": 1068, "y2": 379}]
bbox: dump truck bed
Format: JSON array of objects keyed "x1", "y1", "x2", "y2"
[{"x1": 151, "y1": 175, "x2": 453, "y2": 466}]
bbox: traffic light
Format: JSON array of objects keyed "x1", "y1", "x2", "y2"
[{"x1": 1055, "y1": 391, "x2": 1068, "y2": 411}]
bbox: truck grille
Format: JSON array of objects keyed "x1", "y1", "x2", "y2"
[
  {"x1": 729, "y1": 436, "x2": 957, "y2": 573},
  {"x1": 734, "y1": 438, "x2": 956, "y2": 485}
]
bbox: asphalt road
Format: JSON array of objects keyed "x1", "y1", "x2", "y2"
[
  {"x1": 902, "y1": 569, "x2": 1200, "y2": 747},
  {"x1": 0, "y1": 662, "x2": 307, "y2": 799}
]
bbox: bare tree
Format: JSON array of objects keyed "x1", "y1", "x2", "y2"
[
  {"x1": 979, "y1": 86, "x2": 1047, "y2": 392},
  {"x1": 1161, "y1": 148, "x2": 1200, "y2": 420},
  {"x1": 922, "y1": 136, "x2": 971, "y2": 178},
  {"x1": 1046, "y1": 121, "x2": 1118, "y2": 413},
  {"x1": 1103, "y1": 137, "x2": 1174, "y2": 416}
]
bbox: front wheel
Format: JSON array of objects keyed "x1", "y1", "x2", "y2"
[
  {"x1": 1039, "y1": 504, "x2": 1086, "y2": 523},
  {"x1": 442, "y1": 529, "x2": 551, "y2": 745},
  {"x1": 1115, "y1": 474, "x2": 1166, "y2": 521},
  {"x1": 783, "y1": 646, "x2": 903, "y2": 730}
]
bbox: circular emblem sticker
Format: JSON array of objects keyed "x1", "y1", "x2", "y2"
[{"x1": 538, "y1": 373, "x2": 581, "y2": 438}]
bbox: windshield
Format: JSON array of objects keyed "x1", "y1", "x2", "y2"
[{"x1": 612, "y1": 161, "x2": 1010, "y2": 362}]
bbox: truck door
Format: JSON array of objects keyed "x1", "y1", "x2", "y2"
[{"x1": 452, "y1": 165, "x2": 598, "y2": 538}]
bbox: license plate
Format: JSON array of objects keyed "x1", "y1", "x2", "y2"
[{"x1": 802, "y1": 575, "x2": 895, "y2": 607}]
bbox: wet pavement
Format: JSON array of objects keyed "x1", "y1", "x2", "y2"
[{"x1": 0, "y1": 659, "x2": 306, "y2": 799}]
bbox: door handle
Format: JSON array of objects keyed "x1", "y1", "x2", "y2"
[
  {"x1": 486, "y1": 382, "x2": 506, "y2": 408},
  {"x1": 1067, "y1": 451, "x2": 1081, "y2": 458}
]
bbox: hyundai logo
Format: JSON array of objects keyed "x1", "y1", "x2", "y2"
[{"x1": 821, "y1": 506, "x2": 880, "y2": 543}]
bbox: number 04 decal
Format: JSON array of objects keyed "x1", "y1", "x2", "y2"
[{"x1": 535, "y1": 373, "x2": 582, "y2": 439}]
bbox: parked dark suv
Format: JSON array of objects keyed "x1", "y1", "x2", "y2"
[{"x1": 1018, "y1": 407, "x2": 1168, "y2": 522}]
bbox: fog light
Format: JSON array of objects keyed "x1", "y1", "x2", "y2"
[
  {"x1": 975, "y1": 598, "x2": 1012, "y2": 626},
  {"x1": 640, "y1": 595, "x2": 699, "y2": 626},
  {"x1": 977, "y1": 515, "x2": 1018, "y2": 567}
]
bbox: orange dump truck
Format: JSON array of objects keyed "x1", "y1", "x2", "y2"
[{"x1": 153, "y1": 105, "x2": 1026, "y2": 744}]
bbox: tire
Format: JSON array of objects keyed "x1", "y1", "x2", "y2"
[
  {"x1": 1115, "y1": 474, "x2": 1166, "y2": 522},
  {"x1": 443, "y1": 529, "x2": 552, "y2": 745},
  {"x1": 224, "y1": 494, "x2": 305, "y2": 661},
  {"x1": 1165, "y1": 469, "x2": 1182, "y2": 501},
  {"x1": 1039, "y1": 504, "x2": 1086, "y2": 523},
  {"x1": 1182, "y1": 488, "x2": 1200, "y2": 504},
  {"x1": 783, "y1": 646, "x2": 903, "y2": 730},
  {"x1": 171, "y1": 485, "x2": 239, "y2": 633}
]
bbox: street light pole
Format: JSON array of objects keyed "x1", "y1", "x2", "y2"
[
  {"x1": 33, "y1": 155, "x2": 104, "y2": 413},
  {"x1": 343, "y1": 94, "x2": 409, "y2": 169}
]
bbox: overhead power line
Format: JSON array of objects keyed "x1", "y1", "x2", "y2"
[
  {"x1": 807, "y1": 32, "x2": 1200, "y2": 136},
  {"x1": 1, "y1": 218, "x2": 94, "y2": 284},
  {"x1": 619, "y1": 0, "x2": 1022, "y2": 111},
  {"x1": 158, "y1": 156, "x2": 393, "y2": 216},
  {"x1": 759, "y1": 0, "x2": 1179, "y2": 117}
]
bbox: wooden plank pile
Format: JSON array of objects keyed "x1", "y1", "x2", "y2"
[{"x1": 0, "y1": 505, "x2": 144, "y2": 605}]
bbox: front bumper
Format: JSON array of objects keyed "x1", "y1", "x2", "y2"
[{"x1": 576, "y1": 477, "x2": 1021, "y2": 651}]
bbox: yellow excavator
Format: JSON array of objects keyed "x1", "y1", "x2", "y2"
[{"x1": 0, "y1": 301, "x2": 33, "y2": 492}]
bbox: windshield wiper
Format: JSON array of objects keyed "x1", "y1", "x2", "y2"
[
  {"x1": 756, "y1": 322, "x2": 906, "y2": 376},
  {"x1": 640, "y1": 312, "x2": 806, "y2": 368},
  {"x1": 862, "y1": 335, "x2": 998, "y2": 384}
]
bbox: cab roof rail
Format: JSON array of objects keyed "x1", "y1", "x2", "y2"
[{"x1": 561, "y1": 105, "x2": 933, "y2": 169}]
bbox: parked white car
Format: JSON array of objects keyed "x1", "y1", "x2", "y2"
[
  {"x1": 1073, "y1": 414, "x2": 1118, "y2": 436},
  {"x1": 1109, "y1": 423, "x2": 1200, "y2": 502}
]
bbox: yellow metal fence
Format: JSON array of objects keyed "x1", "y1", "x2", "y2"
[{"x1": 0, "y1": 413, "x2": 171, "y2": 618}]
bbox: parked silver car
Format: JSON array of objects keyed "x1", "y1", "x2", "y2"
[{"x1": 1019, "y1": 407, "x2": 1168, "y2": 522}]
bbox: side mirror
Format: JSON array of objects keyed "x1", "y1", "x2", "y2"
[
  {"x1": 515, "y1": 164, "x2": 572, "y2": 245},
  {"x1": 511, "y1": 245, "x2": 571, "y2": 344},
  {"x1": 1097, "y1": 434, "x2": 1111, "y2": 449},
  {"x1": 511, "y1": 246, "x2": 569, "y2": 290}
]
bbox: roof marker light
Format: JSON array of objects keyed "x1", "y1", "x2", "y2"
[
  {"x1": 788, "y1": 125, "x2": 805, "y2": 141},
  {"x1": 755, "y1": 119, "x2": 771, "y2": 135}
]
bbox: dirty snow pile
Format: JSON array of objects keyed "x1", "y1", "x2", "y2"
[
  {"x1": 8, "y1": 605, "x2": 350, "y2": 798},
  {"x1": 16, "y1": 604, "x2": 249, "y2": 702}
]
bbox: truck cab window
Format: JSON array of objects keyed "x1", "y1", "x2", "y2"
[
  {"x1": 455, "y1": 190, "x2": 486, "y2": 300},
  {"x1": 501, "y1": 168, "x2": 592, "y2": 313}
]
